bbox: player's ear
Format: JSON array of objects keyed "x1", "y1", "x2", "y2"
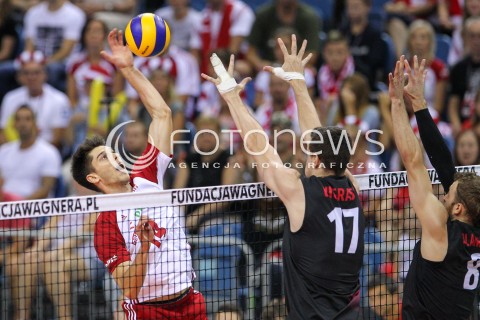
[
  {"x1": 314, "y1": 154, "x2": 321, "y2": 168},
  {"x1": 452, "y1": 202, "x2": 464, "y2": 217},
  {"x1": 86, "y1": 173, "x2": 100, "y2": 185}
]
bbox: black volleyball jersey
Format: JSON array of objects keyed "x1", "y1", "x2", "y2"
[
  {"x1": 403, "y1": 220, "x2": 480, "y2": 320},
  {"x1": 282, "y1": 175, "x2": 365, "y2": 320}
]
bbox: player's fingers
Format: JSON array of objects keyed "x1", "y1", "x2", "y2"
[
  {"x1": 302, "y1": 53, "x2": 313, "y2": 66},
  {"x1": 228, "y1": 54, "x2": 235, "y2": 76},
  {"x1": 107, "y1": 29, "x2": 116, "y2": 44},
  {"x1": 393, "y1": 61, "x2": 400, "y2": 77},
  {"x1": 419, "y1": 58, "x2": 426, "y2": 73},
  {"x1": 413, "y1": 55, "x2": 419, "y2": 71},
  {"x1": 263, "y1": 66, "x2": 274, "y2": 74},
  {"x1": 399, "y1": 55, "x2": 405, "y2": 74},
  {"x1": 278, "y1": 37, "x2": 289, "y2": 56},
  {"x1": 100, "y1": 51, "x2": 111, "y2": 61},
  {"x1": 239, "y1": 77, "x2": 252, "y2": 88},
  {"x1": 291, "y1": 34, "x2": 297, "y2": 55},
  {"x1": 118, "y1": 29, "x2": 124, "y2": 45},
  {"x1": 404, "y1": 60, "x2": 412, "y2": 78},
  {"x1": 298, "y1": 39, "x2": 307, "y2": 58},
  {"x1": 201, "y1": 73, "x2": 219, "y2": 84}
]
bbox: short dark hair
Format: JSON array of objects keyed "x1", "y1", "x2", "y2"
[
  {"x1": 215, "y1": 303, "x2": 243, "y2": 320},
  {"x1": 308, "y1": 126, "x2": 352, "y2": 176},
  {"x1": 15, "y1": 104, "x2": 36, "y2": 120},
  {"x1": 454, "y1": 172, "x2": 480, "y2": 227},
  {"x1": 71, "y1": 136, "x2": 105, "y2": 192},
  {"x1": 324, "y1": 29, "x2": 348, "y2": 47}
]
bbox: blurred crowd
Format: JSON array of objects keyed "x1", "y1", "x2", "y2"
[{"x1": 0, "y1": 0, "x2": 480, "y2": 319}]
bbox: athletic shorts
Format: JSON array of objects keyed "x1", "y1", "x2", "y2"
[{"x1": 122, "y1": 287, "x2": 207, "y2": 320}]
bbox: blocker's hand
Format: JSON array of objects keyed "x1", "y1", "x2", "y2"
[
  {"x1": 264, "y1": 34, "x2": 312, "y2": 82},
  {"x1": 101, "y1": 29, "x2": 134, "y2": 70},
  {"x1": 388, "y1": 55, "x2": 406, "y2": 101},
  {"x1": 201, "y1": 54, "x2": 251, "y2": 96}
]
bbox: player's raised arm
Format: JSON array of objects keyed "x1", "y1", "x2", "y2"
[
  {"x1": 201, "y1": 54, "x2": 305, "y2": 229},
  {"x1": 264, "y1": 35, "x2": 318, "y2": 133},
  {"x1": 101, "y1": 29, "x2": 172, "y2": 153},
  {"x1": 390, "y1": 56, "x2": 448, "y2": 261},
  {"x1": 405, "y1": 56, "x2": 456, "y2": 192}
]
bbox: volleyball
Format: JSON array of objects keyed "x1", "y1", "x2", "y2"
[{"x1": 125, "y1": 13, "x2": 171, "y2": 57}]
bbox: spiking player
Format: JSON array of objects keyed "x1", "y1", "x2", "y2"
[{"x1": 71, "y1": 29, "x2": 207, "y2": 319}]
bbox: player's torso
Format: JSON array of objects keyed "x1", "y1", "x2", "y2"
[
  {"x1": 404, "y1": 220, "x2": 480, "y2": 319},
  {"x1": 284, "y1": 175, "x2": 365, "y2": 286}
]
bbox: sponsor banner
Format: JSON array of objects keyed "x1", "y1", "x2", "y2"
[
  {"x1": 356, "y1": 165, "x2": 480, "y2": 191},
  {"x1": 1, "y1": 166, "x2": 478, "y2": 220},
  {"x1": 0, "y1": 183, "x2": 276, "y2": 221}
]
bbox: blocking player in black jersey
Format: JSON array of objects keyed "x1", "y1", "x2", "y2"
[
  {"x1": 202, "y1": 36, "x2": 365, "y2": 319},
  {"x1": 390, "y1": 55, "x2": 480, "y2": 320}
]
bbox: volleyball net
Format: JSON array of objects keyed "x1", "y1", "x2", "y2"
[{"x1": 0, "y1": 165, "x2": 479, "y2": 320}]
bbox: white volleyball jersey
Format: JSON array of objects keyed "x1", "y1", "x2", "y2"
[{"x1": 94, "y1": 144, "x2": 193, "y2": 302}]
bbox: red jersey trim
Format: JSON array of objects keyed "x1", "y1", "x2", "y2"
[{"x1": 94, "y1": 211, "x2": 131, "y2": 273}]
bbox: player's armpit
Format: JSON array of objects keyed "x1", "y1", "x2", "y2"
[
  {"x1": 407, "y1": 167, "x2": 449, "y2": 261},
  {"x1": 260, "y1": 164, "x2": 305, "y2": 231}
]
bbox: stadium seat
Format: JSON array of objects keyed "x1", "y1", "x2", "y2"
[
  {"x1": 435, "y1": 34, "x2": 452, "y2": 65},
  {"x1": 192, "y1": 224, "x2": 248, "y2": 315}
]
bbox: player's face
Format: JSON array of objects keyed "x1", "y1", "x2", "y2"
[{"x1": 89, "y1": 146, "x2": 130, "y2": 187}]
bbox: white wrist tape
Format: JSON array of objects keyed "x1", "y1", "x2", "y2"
[
  {"x1": 210, "y1": 53, "x2": 237, "y2": 93},
  {"x1": 272, "y1": 67, "x2": 305, "y2": 81}
]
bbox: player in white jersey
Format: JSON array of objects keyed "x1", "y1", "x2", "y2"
[{"x1": 71, "y1": 29, "x2": 207, "y2": 319}]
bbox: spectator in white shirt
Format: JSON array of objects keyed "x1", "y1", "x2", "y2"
[
  {"x1": 0, "y1": 105, "x2": 62, "y2": 200},
  {"x1": 0, "y1": 50, "x2": 71, "y2": 148},
  {"x1": 0, "y1": 105, "x2": 62, "y2": 320},
  {"x1": 23, "y1": 0, "x2": 86, "y2": 91}
]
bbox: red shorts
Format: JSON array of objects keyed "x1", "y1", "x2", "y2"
[{"x1": 122, "y1": 288, "x2": 207, "y2": 320}]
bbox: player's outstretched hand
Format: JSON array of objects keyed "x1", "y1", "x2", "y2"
[
  {"x1": 201, "y1": 54, "x2": 251, "y2": 96},
  {"x1": 100, "y1": 29, "x2": 134, "y2": 70},
  {"x1": 388, "y1": 55, "x2": 406, "y2": 101},
  {"x1": 264, "y1": 34, "x2": 312, "y2": 82},
  {"x1": 135, "y1": 215, "x2": 154, "y2": 249},
  {"x1": 404, "y1": 55, "x2": 428, "y2": 111}
]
